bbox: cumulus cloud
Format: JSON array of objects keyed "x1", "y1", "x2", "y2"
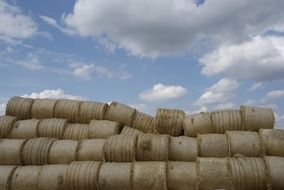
[
  {"x1": 266, "y1": 90, "x2": 284, "y2": 99},
  {"x1": 0, "y1": 103, "x2": 6, "y2": 116},
  {"x1": 54, "y1": 0, "x2": 284, "y2": 57},
  {"x1": 14, "y1": 53, "x2": 44, "y2": 70},
  {"x1": 248, "y1": 82, "x2": 263, "y2": 92},
  {"x1": 0, "y1": 1, "x2": 37, "y2": 44},
  {"x1": 22, "y1": 89, "x2": 83, "y2": 100},
  {"x1": 200, "y1": 36, "x2": 284, "y2": 81},
  {"x1": 214, "y1": 102, "x2": 236, "y2": 110},
  {"x1": 196, "y1": 78, "x2": 239, "y2": 106},
  {"x1": 139, "y1": 83, "x2": 187, "y2": 102},
  {"x1": 70, "y1": 63, "x2": 94, "y2": 80}
]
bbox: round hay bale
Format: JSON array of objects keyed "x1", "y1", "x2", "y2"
[
  {"x1": 78, "y1": 101, "x2": 108, "y2": 123},
  {"x1": 31, "y1": 99, "x2": 57, "y2": 119},
  {"x1": 77, "y1": 139, "x2": 105, "y2": 161},
  {"x1": 22, "y1": 138, "x2": 55, "y2": 165},
  {"x1": 88, "y1": 120, "x2": 120, "y2": 139},
  {"x1": 10, "y1": 166, "x2": 42, "y2": 190},
  {"x1": 183, "y1": 112, "x2": 212, "y2": 137},
  {"x1": 0, "y1": 139, "x2": 26, "y2": 165},
  {"x1": 64, "y1": 161, "x2": 101, "y2": 190},
  {"x1": 169, "y1": 136, "x2": 197, "y2": 161},
  {"x1": 120, "y1": 126, "x2": 144, "y2": 136},
  {"x1": 0, "y1": 166, "x2": 17, "y2": 190},
  {"x1": 211, "y1": 109, "x2": 242, "y2": 133},
  {"x1": 63, "y1": 124, "x2": 88, "y2": 140},
  {"x1": 156, "y1": 108, "x2": 185, "y2": 136},
  {"x1": 260, "y1": 129, "x2": 284, "y2": 157},
  {"x1": 38, "y1": 118, "x2": 67, "y2": 139},
  {"x1": 54, "y1": 99, "x2": 81, "y2": 123},
  {"x1": 136, "y1": 134, "x2": 169, "y2": 161},
  {"x1": 265, "y1": 156, "x2": 284, "y2": 190},
  {"x1": 226, "y1": 131, "x2": 265, "y2": 157},
  {"x1": 48, "y1": 140, "x2": 79, "y2": 164},
  {"x1": 229, "y1": 157, "x2": 269, "y2": 190},
  {"x1": 133, "y1": 162, "x2": 167, "y2": 190},
  {"x1": 104, "y1": 102, "x2": 136, "y2": 127},
  {"x1": 5, "y1": 96, "x2": 34, "y2": 120},
  {"x1": 98, "y1": 162, "x2": 132, "y2": 190},
  {"x1": 8, "y1": 119, "x2": 40, "y2": 139},
  {"x1": 132, "y1": 111, "x2": 156, "y2": 133},
  {"x1": 198, "y1": 134, "x2": 228, "y2": 157},
  {"x1": 167, "y1": 162, "x2": 197, "y2": 190},
  {"x1": 197, "y1": 158, "x2": 230, "y2": 190},
  {"x1": 38, "y1": 165, "x2": 68, "y2": 190},
  {"x1": 0, "y1": 115, "x2": 17, "y2": 138},
  {"x1": 104, "y1": 135, "x2": 137, "y2": 162},
  {"x1": 241, "y1": 105, "x2": 274, "y2": 131}
]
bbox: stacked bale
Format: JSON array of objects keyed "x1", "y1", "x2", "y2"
[
  {"x1": 265, "y1": 156, "x2": 284, "y2": 190},
  {"x1": 198, "y1": 134, "x2": 229, "y2": 157},
  {"x1": 0, "y1": 115, "x2": 16, "y2": 138},
  {"x1": 63, "y1": 123, "x2": 89, "y2": 140},
  {"x1": 132, "y1": 111, "x2": 156, "y2": 133},
  {"x1": 88, "y1": 120, "x2": 120, "y2": 139},
  {"x1": 77, "y1": 139, "x2": 105, "y2": 161},
  {"x1": 78, "y1": 101, "x2": 108, "y2": 123},
  {"x1": 155, "y1": 108, "x2": 185, "y2": 136},
  {"x1": 169, "y1": 136, "x2": 197, "y2": 161},
  {"x1": 0, "y1": 166, "x2": 17, "y2": 190},
  {"x1": 31, "y1": 99, "x2": 57, "y2": 119},
  {"x1": 54, "y1": 99, "x2": 81, "y2": 123},
  {"x1": 104, "y1": 102, "x2": 136, "y2": 127},
  {"x1": 0, "y1": 139, "x2": 27, "y2": 165},
  {"x1": 37, "y1": 118, "x2": 67, "y2": 139},
  {"x1": 5, "y1": 96, "x2": 34, "y2": 120},
  {"x1": 183, "y1": 112, "x2": 212, "y2": 137},
  {"x1": 8, "y1": 119, "x2": 40, "y2": 139},
  {"x1": 120, "y1": 126, "x2": 144, "y2": 136},
  {"x1": 260, "y1": 129, "x2": 284, "y2": 157}
]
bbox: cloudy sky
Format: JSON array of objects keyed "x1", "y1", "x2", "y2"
[{"x1": 0, "y1": 0, "x2": 284, "y2": 128}]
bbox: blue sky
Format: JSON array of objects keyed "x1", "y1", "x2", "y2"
[{"x1": 0, "y1": 0, "x2": 284, "y2": 128}]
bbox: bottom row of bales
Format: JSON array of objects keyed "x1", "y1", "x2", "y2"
[{"x1": 0, "y1": 156, "x2": 283, "y2": 190}]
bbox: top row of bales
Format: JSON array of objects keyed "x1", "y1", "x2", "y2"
[
  {"x1": 5, "y1": 97, "x2": 156, "y2": 133},
  {"x1": 5, "y1": 97, "x2": 275, "y2": 137}
]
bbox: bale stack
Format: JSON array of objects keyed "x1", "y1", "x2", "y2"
[{"x1": 0, "y1": 96, "x2": 284, "y2": 190}]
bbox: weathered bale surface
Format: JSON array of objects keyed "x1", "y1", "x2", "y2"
[
  {"x1": 0, "y1": 139, "x2": 26, "y2": 165},
  {"x1": 241, "y1": 105, "x2": 274, "y2": 131},
  {"x1": 167, "y1": 162, "x2": 197, "y2": 190},
  {"x1": 265, "y1": 156, "x2": 284, "y2": 190},
  {"x1": 136, "y1": 134, "x2": 169, "y2": 161},
  {"x1": 10, "y1": 166, "x2": 42, "y2": 190},
  {"x1": 77, "y1": 139, "x2": 105, "y2": 161},
  {"x1": 63, "y1": 124, "x2": 88, "y2": 140},
  {"x1": 98, "y1": 162, "x2": 132, "y2": 190},
  {"x1": 227, "y1": 131, "x2": 265, "y2": 157},
  {"x1": 260, "y1": 129, "x2": 284, "y2": 157},
  {"x1": 133, "y1": 162, "x2": 167, "y2": 190},
  {"x1": 0, "y1": 166, "x2": 17, "y2": 190},
  {"x1": 156, "y1": 108, "x2": 185, "y2": 136},
  {"x1": 120, "y1": 126, "x2": 144, "y2": 136},
  {"x1": 132, "y1": 111, "x2": 156, "y2": 133},
  {"x1": 6, "y1": 96, "x2": 34, "y2": 120},
  {"x1": 88, "y1": 120, "x2": 120, "y2": 139},
  {"x1": 211, "y1": 109, "x2": 242, "y2": 133},
  {"x1": 169, "y1": 136, "x2": 197, "y2": 161},
  {"x1": 38, "y1": 165, "x2": 68, "y2": 190},
  {"x1": 197, "y1": 158, "x2": 230, "y2": 190},
  {"x1": 22, "y1": 138, "x2": 55, "y2": 165},
  {"x1": 38, "y1": 118, "x2": 67, "y2": 139},
  {"x1": 64, "y1": 161, "x2": 101, "y2": 190},
  {"x1": 31, "y1": 99, "x2": 57, "y2": 119},
  {"x1": 183, "y1": 112, "x2": 212, "y2": 137},
  {"x1": 8, "y1": 119, "x2": 40, "y2": 139},
  {"x1": 229, "y1": 157, "x2": 269, "y2": 190},
  {"x1": 49, "y1": 140, "x2": 79, "y2": 164},
  {"x1": 104, "y1": 102, "x2": 136, "y2": 127},
  {"x1": 54, "y1": 99, "x2": 81, "y2": 123},
  {"x1": 198, "y1": 134, "x2": 228, "y2": 157},
  {"x1": 78, "y1": 101, "x2": 108, "y2": 123},
  {"x1": 0, "y1": 115, "x2": 17, "y2": 138},
  {"x1": 104, "y1": 135, "x2": 137, "y2": 162}
]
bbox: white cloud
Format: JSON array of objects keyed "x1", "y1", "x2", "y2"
[
  {"x1": 248, "y1": 82, "x2": 263, "y2": 92},
  {"x1": 190, "y1": 106, "x2": 208, "y2": 114},
  {"x1": 196, "y1": 78, "x2": 239, "y2": 106},
  {"x1": 214, "y1": 102, "x2": 236, "y2": 110},
  {"x1": 22, "y1": 89, "x2": 83, "y2": 100},
  {"x1": 266, "y1": 90, "x2": 284, "y2": 99},
  {"x1": 14, "y1": 53, "x2": 44, "y2": 70},
  {"x1": 40, "y1": 15, "x2": 75, "y2": 35},
  {"x1": 0, "y1": 1, "x2": 37, "y2": 44},
  {"x1": 94, "y1": 65, "x2": 113, "y2": 79},
  {"x1": 200, "y1": 36, "x2": 284, "y2": 81},
  {"x1": 56, "y1": 0, "x2": 284, "y2": 57},
  {"x1": 0, "y1": 103, "x2": 6, "y2": 116},
  {"x1": 70, "y1": 63, "x2": 94, "y2": 80},
  {"x1": 139, "y1": 83, "x2": 187, "y2": 102},
  {"x1": 130, "y1": 103, "x2": 156, "y2": 116}
]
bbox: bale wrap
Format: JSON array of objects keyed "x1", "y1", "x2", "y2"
[{"x1": 6, "y1": 96, "x2": 34, "y2": 120}]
